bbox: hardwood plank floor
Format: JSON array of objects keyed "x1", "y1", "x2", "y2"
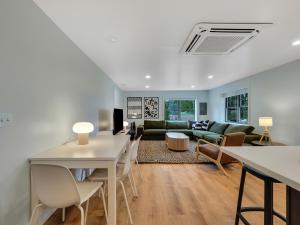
[{"x1": 45, "y1": 163, "x2": 286, "y2": 225}]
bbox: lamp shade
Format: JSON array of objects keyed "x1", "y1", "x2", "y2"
[
  {"x1": 259, "y1": 117, "x2": 273, "y2": 127},
  {"x1": 72, "y1": 122, "x2": 94, "y2": 134},
  {"x1": 123, "y1": 121, "x2": 129, "y2": 127}
]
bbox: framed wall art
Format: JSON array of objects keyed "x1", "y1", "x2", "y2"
[
  {"x1": 144, "y1": 97, "x2": 159, "y2": 119},
  {"x1": 127, "y1": 97, "x2": 142, "y2": 119}
]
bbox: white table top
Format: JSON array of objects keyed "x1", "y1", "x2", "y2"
[
  {"x1": 166, "y1": 132, "x2": 189, "y2": 139},
  {"x1": 222, "y1": 146, "x2": 300, "y2": 191},
  {"x1": 29, "y1": 133, "x2": 130, "y2": 161}
]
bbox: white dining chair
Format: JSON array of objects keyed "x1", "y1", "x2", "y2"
[
  {"x1": 88, "y1": 138, "x2": 140, "y2": 225},
  {"x1": 118, "y1": 136, "x2": 142, "y2": 196},
  {"x1": 29, "y1": 164, "x2": 107, "y2": 225}
]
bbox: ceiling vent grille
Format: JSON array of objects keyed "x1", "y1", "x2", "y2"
[{"x1": 181, "y1": 23, "x2": 272, "y2": 55}]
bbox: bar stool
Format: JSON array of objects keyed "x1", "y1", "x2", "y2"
[{"x1": 235, "y1": 164, "x2": 286, "y2": 225}]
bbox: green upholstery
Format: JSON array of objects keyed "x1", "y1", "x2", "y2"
[
  {"x1": 167, "y1": 129, "x2": 193, "y2": 136},
  {"x1": 144, "y1": 120, "x2": 166, "y2": 129},
  {"x1": 143, "y1": 129, "x2": 166, "y2": 135},
  {"x1": 224, "y1": 124, "x2": 255, "y2": 135},
  {"x1": 166, "y1": 120, "x2": 188, "y2": 129},
  {"x1": 139, "y1": 120, "x2": 260, "y2": 143},
  {"x1": 209, "y1": 122, "x2": 229, "y2": 134},
  {"x1": 193, "y1": 130, "x2": 216, "y2": 139},
  {"x1": 203, "y1": 134, "x2": 222, "y2": 144}
]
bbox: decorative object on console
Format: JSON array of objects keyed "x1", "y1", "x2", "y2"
[
  {"x1": 123, "y1": 121, "x2": 129, "y2": 130},
  {"x1": 127, "y1": 97, "x2": 142, "y2": 119},
  {"x1": 144, "y1": 97, "x2": 159, "y2": 119},
  {"x1": 259, "y1": 117, "x2": 273, "y2": 144},
  {"x1": 72, "y1": 122, "x2": 94, "y2": 145}
]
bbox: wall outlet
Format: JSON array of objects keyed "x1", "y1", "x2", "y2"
[
  {"x1": 0, "y1": 113, "x2": 4, "y2": 128},
  {"x1": 0, "y1": 113, "x2": 13, "y2": 128}
]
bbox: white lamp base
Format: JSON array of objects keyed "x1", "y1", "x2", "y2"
[{"x1": 78, "y1": 133, "x2": 89, "y2": 145}]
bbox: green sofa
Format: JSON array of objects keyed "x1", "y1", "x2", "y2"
[{"x1": 137, "y1": 120, "x2": 260, "y2": 144}]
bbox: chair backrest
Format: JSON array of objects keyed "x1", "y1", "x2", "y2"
[
  {"x1": 222, "y1": 132, "x2": 246, "y2": 146},
  {"x1": 31, "y1": 164, "x2": 81, "y2": 208},
  {"x1": 220, "y1": 132, "x2": 246, "y2": 164},
  {"x1": 121, "y1": 137, "x2": 141, "y2": 176},
  {"x1": 131, "y1": 136, "x2": 141, "y2": 161}
]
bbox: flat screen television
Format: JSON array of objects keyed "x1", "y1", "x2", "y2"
[{"x1": 113, "y1": 108, "x2": 123, "y2": 135}]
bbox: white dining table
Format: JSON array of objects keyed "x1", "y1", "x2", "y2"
[
  {"x1": 29, "y1": 132, "x2": 130, "y2": 225},
  {"x1": 222, "y1": 146, "x2": 300, "y2": 225}
]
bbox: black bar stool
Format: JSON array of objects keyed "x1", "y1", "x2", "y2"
[{"x1": 235, "y1": 164, "x2": 286, "y2": 225}]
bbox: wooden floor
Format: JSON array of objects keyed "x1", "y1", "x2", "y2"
[{"x1": 45, "y1": 163, "x2": 286, "y2": 225}]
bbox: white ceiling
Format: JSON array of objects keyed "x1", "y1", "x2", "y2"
[{"x1": 34, "y1": 0, "x2": 300, "y2": 91}]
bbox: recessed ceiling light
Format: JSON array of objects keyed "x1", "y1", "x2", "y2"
[
  {"x1": 191, "y1": 85, "x2": 195, "y2": 88},
  {"x1": 208, "y1": 75, "x2": 214, "y2": 79},
  {"x1": 145, "y1": 74, "x2": 151, "y2": 79},
  {"x1": 292, "y1": 40, "x2": 300, "y2": 46},
  {"x1": 145, "y1": 85, "x2": 150, "y2": 89}
]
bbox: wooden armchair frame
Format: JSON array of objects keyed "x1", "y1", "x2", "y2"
[{"x1": 196, "y1": 136, "x2": 230, "y2": 176}]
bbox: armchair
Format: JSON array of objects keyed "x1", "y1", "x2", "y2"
[{"x1": 195, "y1": 132, "x2": 246, "y2": 175}]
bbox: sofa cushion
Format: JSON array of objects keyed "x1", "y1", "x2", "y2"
[
  {"x1": 193, "y1": 130, "x2": 216, "y2": 139},
  {"x1": 209, "y1": 122, "x2": 229, "y2": 134},
  {"x1": 143, "y1": 129, "x2": 166, "y2": 136},
  {"x1": 144, "y1": 120, "x2": 166, "y2": 129},
  {"x1": 224, "y1": 124, "x2": 255, "y2": 135},
  {"x1": 167, "y1": 129, "x2": 193, "y2": 136},
  {"x1": 203, "y1": 134, "x2": 222, "y2": 144},
  {"x1": 166, "y1": 120, "x2": 188, "y2": 129}
]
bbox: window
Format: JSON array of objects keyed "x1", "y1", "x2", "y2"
[
  {"x1": 225, "y1": 93, "x2": 248, "y2": 124},
  {"x1": 165, "y1": 99, "x2": 195, "y2": 121}
]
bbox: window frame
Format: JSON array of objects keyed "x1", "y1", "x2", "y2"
[
  {"x1": 164, "y1": 98, "x2": 196, "y2": 121},
  {"x1": 225, "y1": 93, "x2": 249, "y2": 124}
]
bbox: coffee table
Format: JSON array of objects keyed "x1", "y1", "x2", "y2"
[{"x1": 166, "y1": 132, "x2": 189, "y2": 151}]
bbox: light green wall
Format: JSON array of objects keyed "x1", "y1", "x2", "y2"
[
  {"x1": 208, "y1": 59, "x2": 300, "y2": 145},
  {"x1": 0, "y1": 0, "x2": 122, "y2": 224}
]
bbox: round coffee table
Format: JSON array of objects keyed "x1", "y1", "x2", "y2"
[{"x1": 166, "y1": 132, "x2": 189, "y2": 151}]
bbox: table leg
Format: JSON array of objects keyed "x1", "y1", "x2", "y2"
[
  {"x1": 287, "y1": 186, "x2": 300, "y2": 225},
  {"x1": 107, "y1": 161, "x2": 117, "y2": 225},
  {"x1": 30, "y1": 165, "x2": 39, "y2": 213}
]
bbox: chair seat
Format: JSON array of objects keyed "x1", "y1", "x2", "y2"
[
  {"x1": 77, "y1": 181, "x2": 103, "y2": 204},
  {"x1": 198, "y1": 143, "x2": 220, "y2": 160}
]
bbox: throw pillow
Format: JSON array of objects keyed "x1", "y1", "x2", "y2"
[
  {"x1": 188, "y1": 120, "x2": 197, "y2": 129},
  {"x1": 194, "y1": 120, "x2": 210, "y2": 130}
]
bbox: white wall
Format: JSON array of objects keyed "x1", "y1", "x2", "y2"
[
  {"x1": 208, "y1": 59, "x2": 300, "y2": 145},
  {"x1": 0, "y1": 0, "x2": 123, "y2": 224},
  {"x1": 124, "y1": 90, "x2": 208, "y2": 126}
]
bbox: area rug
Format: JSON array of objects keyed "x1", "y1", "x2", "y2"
[{"x1": 137, "y1": 140, "x2": 210, "y2": 164}]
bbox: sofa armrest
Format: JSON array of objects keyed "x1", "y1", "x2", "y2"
[
  {"x1": 136, "y1": 125, "x2": 144, "y2": 139},
  {"x1": 245, "y1": 133, "x2": 261, "y2": 144}
]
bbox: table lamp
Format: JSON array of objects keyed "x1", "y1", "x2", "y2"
[
  {"x1": 259, "y1": 117, "x2": 273, "y2": 144},
  {"x1": 72, "y1": 122, "x2": 94, "y2": 145},
  {"x1": 123, "y1": 121, "x2": 129, "y2": 130}
]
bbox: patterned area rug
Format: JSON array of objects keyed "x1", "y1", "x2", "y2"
[{"x1": 137, "y1": 140, "x2": 210, "y2": 164}]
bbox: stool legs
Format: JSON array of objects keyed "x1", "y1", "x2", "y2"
[
  {"x1": 235, "y1": 167, "x2": 247, "y2": 225},
  {"x1": 264, "y1": 179, "x2": 274, "y2": 225},
  {"x1": 235, "y1": 165, "x2": 285, "y2": 225}
]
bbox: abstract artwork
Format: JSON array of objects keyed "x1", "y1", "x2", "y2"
[
  {"x1": 144, "y1": 97, "x2": 159, "y2": 119},
  {"x1": 127, "y1": 97, "x2": 142, "y2": 119}
]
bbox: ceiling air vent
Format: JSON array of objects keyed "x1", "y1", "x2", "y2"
[{"x1": 181, "y1": 23, "x2": 272, "y2": 55}]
